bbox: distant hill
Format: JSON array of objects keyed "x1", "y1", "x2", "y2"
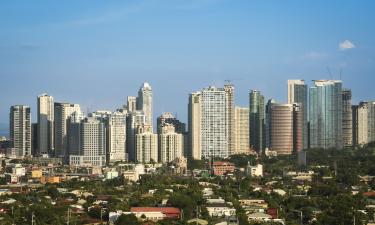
[{"x1": 0, "y1": 123, "x2": 8, "y2": 137}]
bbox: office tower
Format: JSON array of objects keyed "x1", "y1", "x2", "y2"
[
  {"x1": 287, "y1": 80, "x2": 308, "y2": 149},
  {"x1": 54, "y1": 103, "x2": 82, "y2": 158},
  {"x1": 224, "y1": 82, "x2": 235, "y2": 155},
  {"x1": 342, "y1": 89, "x2": 353, "y2": 147},
  {"x1": 188, "y1": 92, "x2": 202, "y2": 160},
  {"x1": 293, "y1": 103, "x2": 303, "y2": 152},
  {"x1": 249, "y1": 90, "x2": 265, "y2": 153},
  {"x1": 265, "y1": 99, "x2": 276, "y2": 149},
  {"x1": 234, "y1": 106, "x2": 249, "y2": 155},
  {"x1": 269, "y1": 103, "x2": 294, "y2": 155},
  {"x1": 309, "y1": 80, "x2": 343, "y2": 149},
  {"x1": 137, "y1": 82, "x2": 153, "y2": 128},
  {"x1": 69, "y1": 117, "x2": 106, "y2": 166},
  {"x1": 135, "y1": 125, "x2": 158, "y2": 163},
  {"x1": 9, "y1": 105, "x2": 31, "y2": 158},
  {"x1": 201, "y1": 86, "x2": 229, "y2": 158},
  {"x1": 157, "y1": 112, "x2": 186, "y2": 134},
  {"x1": 37, "y1": 93, "x2": 54, "y2": 156},
  {"x1": 126, "y1": 111, "x2": 146, "y2": 162},
  {"x1": 159, "y1": 124, "x2": 184, "y2": 163},
  {"x1": 107, "y1": 112, "x2": 127, "y2": 162},
  {"x1": 127, "y1": 96, "x2": 137, "y2": 113}
]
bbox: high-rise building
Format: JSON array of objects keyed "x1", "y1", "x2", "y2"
[
  {"x1": 37, "y1": 93, "x2": 54, "y2": 156},
  {"x1": 234, "y1": 106, "x2": 249, "y2": 155},
  {"x1": 69, "y1": 117, "x2": 106, "y2": 166},
  {"x1": 188, "y1": 85, "x2": 233, "y2": 159},
  {"x1": 127, "y1": 96, "x2": 137, "y2": 113},
  {"x1": 287, "y1": 80, "x2": 308, "y2": 149},
  {"x1": 293, "y1": 103, "x2": 304, "y2": 153},
  {"x1": 268, "y1": 103, "x2": 303, "y2": 155},
  {"x1": 9, "y1": 105, "x2": 31, "y2": 158},
  {"x1": 249, "y1": 90, "x2": 265, "y2": 153},
  {"x1": 265, "y1": 99, "x2": 276, "y2": 149},
  {"x1": 137, "y1": 82, "x2": 153, "y2": 129},
  {"x1": 342, "y1": 89, "x2": 353, "y2": 147},
  {"x1": 309, "y1": 80, "x2": 343, "y2": 149},
  {"x1": 54, "y1": 103, "x2": 82, "y2": 158},
  {"x1": 201, "y1": 86, "x2": 229, "y2": 158},
  {"x1": 188, "y1": 92, "x2": 202, "y2": 160},
  {"x1": 135, "y1": 125, "x2": 158, "y2": 163},
  {"x1": 352, "y1": 101, "x2": 375, "y2": 145},
  {"x1": 224, "y1": 83, "x2": 235, "y2": 155},
  {"x1": 157, "y1": 112, "x2": 186, "y2": 134},
  {"x1": 269, "y1": 103, "x2": 294, "y2": 155},
  {"x1": 159, "y1": 124, "x2": 184, "y2": 163},
  {"x1": 126, "y1": 111, "x2": 146, "y2": 162},
  {"x1": 107, "y1": 112, "x2": 127, "y2": 162}
]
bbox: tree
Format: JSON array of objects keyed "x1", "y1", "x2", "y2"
[{"x1": 115, "y1": 214, "x2": 140, "y2": 225}]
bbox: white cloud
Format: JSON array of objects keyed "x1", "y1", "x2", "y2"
[
  {"x1": 339, "y1": 40, "x2": 355, "y2": 50},
  {"x1": 303, "y1": 51, "x2": 329, "y2": 60}
]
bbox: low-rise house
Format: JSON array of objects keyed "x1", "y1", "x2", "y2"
[
  {"x1": 212, "y1": 162, "x2": 235, "y2": 176},
  {"x1": 109, "y1": 207, "x2": 181, "y2": 223},
  {"x1": 206, "y1": 203, "x2": 236, "y2": 217}
]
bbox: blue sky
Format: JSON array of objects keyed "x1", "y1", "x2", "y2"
[{"x1": 1, "y1": 0, "x2": 375, "y2": 128}]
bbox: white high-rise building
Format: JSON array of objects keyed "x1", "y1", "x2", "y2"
[
  {"x1": 137, "y1": 82, "x2": 153, "y2": 129},
  {"x1": 188, "y1": 92, "x2": 202, "y2": 160},
  {"x1": 37, "y1": 93, "x2": 54, "y2": 156},
  {"x1": 201, "y1": 86, "x2": 228, "y2": 158},
  {"x1": 10, "y1": 105, "x2": 31, "y2": 158},
  {"x1": 127, "y1": 96, "x2": 137, "y2": 113},
  {"x1": 54, "y1": 103, "x2": 82, "y2": 158},
  {"x1": 107, "y1": 112, "x2": 127, "y2": 162},
  {"x1": 234, "y1": 107, "x2": 249, "y2": 155},
  {"x1": 69, "y1": 117, "x2": 106, "y2": 166},
  {"x1": 159, "y1": 124, "x2": 184, "y2": 163},
  {"x1": 135, "y1": 125, "x2": 158, "y2": 163}
]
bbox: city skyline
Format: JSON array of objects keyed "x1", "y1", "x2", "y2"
[{"x1": 1, "y1": 0, "x2": 375, "y2": 128}]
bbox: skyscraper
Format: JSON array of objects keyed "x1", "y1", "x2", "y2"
[
  {"x1": 137, "y1": 82, "x2": 153, "y2": 129},
  {"x1": 69, "y1": 117, "x2": 106, "y2": 166},
  {"x1": 224, "y1": 83, "x2": 235, "y2": 155},
  {"x1": 342, "y1": 89, "x2": 353, "y2": 147},
  {"x1": 293, "y1": 103, "x2": 304, "y2": 153},
  {"x1": 265, "y1": 99, "x2": 276, "y2": 149},
  {"x1": 309, "y1": 80, "x2": 343, "y2": 149},
  {"x1": 269, "y1": 103, "x2": 294, "y2": 155},
  {"x1": 157, "y1": 112, "x2": 186, "y2": 134},
  {"x1": 249, "y1": 90, "x2": 265, "y2": 153},
  {"x1": 234, "y1": 106, "x2": 249, "y2": 155},
  {"x1": 287, "y1": 80, "x2": 308, "y2": 149},
  {"x1": 9, "y1": 105, "x2": 31, "y2": 158},
  {"x1": 126, "y1": 110, "x2": 146, "y2": 162},
  {"x1": 37, "y1": 93, "x2": 54, "y2": 156},
  {"x1": 135, "y1": 125, "x2": 158, "y2": 163},
  {"x1": 188, "y1": 85, "x2": 232, "y2": 159},
  {"x1": 107, "y1": 112, "x2": 127, "y2": 162},
  {"x1": 159, "y1": 124, "x2": 184, "y2": 163},
  {"x1": 54, "y1": 103, "x2": 82, "y2": 158},
  {"x1": 352, "y1": 101, "x2": 375, "y2": 145},
  {"x1": 127, "y1": 96, "x2": 137, "y2": 113},
  {"x1": 188, "y1": 92, "x2": 202, "y2": 160},
  {"x1": 201, "y1": 86, "x2": 229, "y2": 158}
]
